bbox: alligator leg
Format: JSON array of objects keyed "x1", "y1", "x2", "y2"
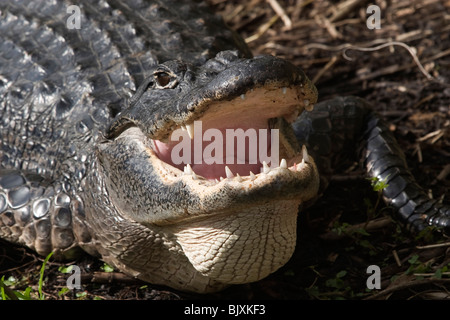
[
  {"x1": 293, "y1": 96, "x2": 450, "y2": 235},
  {"x1": 0, "y1": 170, "x2": 87, "y2": 259}
]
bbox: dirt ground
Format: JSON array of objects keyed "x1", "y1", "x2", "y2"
[{"x1": 1, "y1": 0, "x2": 449, "y2": 300}]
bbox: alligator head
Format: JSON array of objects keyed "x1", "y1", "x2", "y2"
[{"x1": 94, "y1": 50, "x2": 320, "y2": 292}]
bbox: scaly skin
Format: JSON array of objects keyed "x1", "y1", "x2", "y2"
[{"x1": 0, "y1": 0, "x2": 448, "y2": 293}]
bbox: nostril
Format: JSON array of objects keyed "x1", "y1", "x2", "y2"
[{"x1": 184, "y1": 70, "x2": 196, "y2": 82}]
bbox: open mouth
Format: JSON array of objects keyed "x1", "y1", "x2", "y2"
[
  {"x1": 104, "y1": 54, "x2": 320, "y2": 211},
  {"x1": 99, "y1": 56, "x2": 322, "y2": 235},
  {"x1": 148, "y1": 84, "x2": 316, "y2": 185}
]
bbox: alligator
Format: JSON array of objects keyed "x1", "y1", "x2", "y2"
[{"x1": 0, "y1": 0, "x2": 449, "y2": 294}]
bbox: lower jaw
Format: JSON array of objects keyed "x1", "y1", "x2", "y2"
[{"x1": 170, "y1": 199, "x2": 300, "y2": 284}]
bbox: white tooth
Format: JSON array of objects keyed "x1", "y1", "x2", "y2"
[
  {"x1": 192, "y1": 172, "x2": 198, "y2": 180},
  {"x1": 282, "y1": 87, "x2": 287, "y2": 94},
  {"x1": 225, "y1": 166, "x2": 234, "y2": 179},
  {"x1": 263, "y1": 161, "x2": 271, "y2": 174},
  {"x1": 215, "y1": 179, "x2": 219, "y2": 184},
  {"x1": 280, "y1": 158, "x2": 287, "y2": 169},
  {"x1": 220, "y1": 176, "x2": 224, "y2": 181},
  {"x1": 185, "y1": 123, "x2": 194, "y2": 140},
  {"x1": 296, "y1": 160, "x2": 305, "y2": 171},
  {"x1": 240, "y1": 94, "x2": 245, "y2": 100},
  {"x1": 236, "y1": 173, "x2": 242, "y2": 182},
  {"x1": 302, "y1": 145, "x2": 310, "y2": 163},
  {"x1": 304, "y1": 99, "x2": 313, "y2": 111},
  {"x1": 184, "y1": 164, "x2": 193, "y2": 175},
  {"x1": 249, "y1": 171, "x2": 256, "y2": 180}
]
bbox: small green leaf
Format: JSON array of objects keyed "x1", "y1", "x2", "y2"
[
  {"x1": 58, "y1": 287, "x2": 70, "y2": 297},
  {"x1": 434, "y1": 269, "x2": 442, "y2": 279},
  {"x1": 3, "y1": 276, "x2": 18, "y2": 286},
  {"x1": 305, "y1": 286, "x2": 320, "y2": 298},
  {"x1": 354, "y1": 228, "x2": 371, "y2": 236},
  {"x1": 58, "y1": 265, "x2": 74, "y2": 274},
  {"x1": 38, "y1": 251, "x2": 55, "y2": 300},
  {"x1": 408, "y1": 254, "x2": 419, "y2": 265},
  {"x1": 101, "y1": 263, "x2": 114, "y2": 273},
  {"x1": 15, "y1": 287, "x2": 33, "y2": 300},
  {"x1": 368, "y1": 176, "x2": 389, "y2": 192}
]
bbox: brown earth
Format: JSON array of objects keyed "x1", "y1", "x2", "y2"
[{"x1": 1, "y1": 0, "x2": 449, "y2": 300}]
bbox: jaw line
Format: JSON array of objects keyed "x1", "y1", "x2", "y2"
[{"x1": 144, "y1": 132, "x2": 320, "y2": 215}]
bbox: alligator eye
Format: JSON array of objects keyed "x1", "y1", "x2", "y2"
[{"x1": 155, "y1": 72, "x2": 171, "y2": 87}]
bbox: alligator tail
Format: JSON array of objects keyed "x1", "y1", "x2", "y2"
[
  {"x1": 294, "y1": 96, "x2": 450, "y2": 235},
  {"x1": 362, "y1": 106, "x2": 450, "y2": 235}
]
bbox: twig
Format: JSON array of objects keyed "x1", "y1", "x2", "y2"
[
  {"x1": 413, "y1": 144, "x2": 423, "y2": 163},
  {"x1": 365, "y1": 278, "x2": 450, "y2": 300},
  {"x1": 245, "y1": 15, "x2": 279, "y2": 43},
  {"x1": 312, "y1": 55, "x2": 339, "y2": 84},
  {"x1": 392, "y1": 250, "x2": 402, "y2": 267},
  {"x1": 416, "y1": 241, "x2": 450, "y2": 250},
  {"x1": 422, "y1": 48, "x2": 450, "y2": 64},
  {"x1": 435, "y1": 164, "x2": 450, "y2": 182},
  {"x1": 223, "y1": 4, "x2": 244, "y2": 22},
  {"x1": 412, "y1": 93, "x2": 435, "y2": 109},
  {"x1": 291, "y1": 0, "x2": 306, "y2": 20},
  {"x1": 305, "y1": 40, "x2": 438, "y2": 82},
  {"x1": 413, "y1": 272, "x2": 450, "y2": 277},
  {"x1": 304, "y1": 39, "x2": 389, "y2": 52},
  {"x1": 266, "y1": 0, "x2": 292, "y2": 29},
  {"x1": 417, "y1": 129, "x2": 444, "y2": 143},
  {"x1": 320, "y1": 216, "x2": 393, "y2": 241},
  {"x1": 315, "y1": 14, "x2": 342, "y2": 39},
  {"x1": 79, "y1": 271, "x2": 141, "y2": 284},
  {"x1": 329, "y1": 0, "x2": 367, "y2": 23},
  {"x1": 343, "y1": 41, "x2": 434, "y2": 81}
]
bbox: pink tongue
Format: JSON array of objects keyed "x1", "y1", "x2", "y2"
[{"x1": 152, "y1": 126, "x2": 272, "y2": 180}]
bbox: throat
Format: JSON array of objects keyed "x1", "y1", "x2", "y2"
[{"x1": 171, "y1": 199, "x2": 300, "y2": 284}]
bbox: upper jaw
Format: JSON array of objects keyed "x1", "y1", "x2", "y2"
[
  {"x1": 183, "y1": 54, "x2": 317, "y2": 113},
  {"x1": 107, "y1": 54, "x2": 317, "y2": 142}
]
